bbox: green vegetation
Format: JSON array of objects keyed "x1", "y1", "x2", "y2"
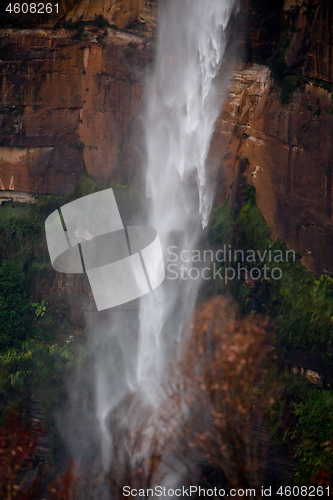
[
  {"x1": 0, "y1": 171, "x2": 143, "y2": 469},
  {"x1": 287, "y1": 385, "x2": 333, "y2": 481},
  {"x1": 314, "y1": 105, "x2": 322, "y2": 118},
  {"x1": 0, "y1": 196, "x2": 62, "y2": 271},
  {"x1": 31, "y1": 299, "x2": 47, "y2": 317},
  {"x1": 70, "y1": 171, "x2": 145, "y2": 222},
  {"x1": 73, "y1": 140, "x2": 85, "y2": 149},
  {"x1": 280, "y1": 75, "x2": 309, "y2": 105},
  {"x1": 0, "y1": 261, "x2": 30, "y2": 351},
  {"x1": 210, "y1": 186, "x2": 333, "y2": 483},
  {"x1": 267, "y1": 41, "x2": 312, "y2": 105},
  {"x1": 210, "y1": 185, "x2": 333, "y2": 356},
  {"x1": 0, "y1": 196, "x2": 77, "y2": 428}
]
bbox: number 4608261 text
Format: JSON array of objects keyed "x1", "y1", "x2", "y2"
[{"x1": 6, "y1": 3, "x2": 59, "y2": 14}]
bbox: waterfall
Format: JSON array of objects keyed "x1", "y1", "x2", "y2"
[
  {"x1": 62, "y1": 0, "x2": 239, "y2": 494},
  {"x1": 138, "y1": 0, "x2": 238, "y2": 396}
]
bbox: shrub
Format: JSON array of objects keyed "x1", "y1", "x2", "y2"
[
  {"x1": 284, "y1": 386, "x2": 333, "y2": 483},
  {"x1": 210, "y1": 187, "x2": 333, "y2": 482},
  {"x1": 0, "y1": 260, "x2": 30, "y2": 351},
  {"x1": 210, "y1": 187, "x2": 333, "y2": 355}
]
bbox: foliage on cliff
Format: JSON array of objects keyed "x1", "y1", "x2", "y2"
[
  {"x1": 0, "y1": 174, "x2": 144, "y2": 493},
  {"x1": 0, "y1": 200, "x2": 94, "y2": 483},
  {"x1": 210, "y1": 186, "x2": 333, "y2": 357},
  {"x1": 0, "y1": 260, "x2": 30, "y2": 351},
  {"x1": 286, "y1": 384, "x2": 333, "y2": 482},
  {"x1": 210, "y1": 187, "x2": 333, "y2": 484}
]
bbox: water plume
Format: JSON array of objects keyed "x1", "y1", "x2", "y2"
[
  {"x1": 63, "y1": 0, "x2": 239, "y2": 495},
  {"x1": 137, "y1": 0, "x2": 238, "y2": 397}
]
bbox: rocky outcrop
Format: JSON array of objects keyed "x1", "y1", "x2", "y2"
[
  {"x1": 1, "y1": 0, "x2": 333, "y2": 274},
  {"x1": 211, "y1": 0, "x2": 333, "y2": 274},
  {"x1": 284, "y1": 0, "x2": 333, "y2": 82},
  {"x1": 1, "y1": 0, "x2": 145, "y2": 29},
  {"x1": 0, "y1": 190, "x2": 35, "y2": 205},
  {"x1": 0, "y1": 25, "x2": 153, "y2": 194},
  {"x1": 64, "y1": 0, "x2": 144, "y2": 29},
  {"x1": 213, "y1": 64, "x2": 333, "y2": 274},
  {"x1": 283, "y1": 352, "x2": 333, "y2": 387}
]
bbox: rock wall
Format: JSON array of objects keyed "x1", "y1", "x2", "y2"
[
  {"x1": 0, "y1": 0, "x2": 144, "y2": 29},
  {"x1": 0, "y1": 25, "x2": 153, "y2": 194},
  {"x1": 212, "y1": 65, "x2": 333, "y2": 274},
  {"x1": 213, "y1": 0, "x2": 333, "y2": 274},
  {"x1": 1, "y1": 0, "x2": 333, "y2": 273},
  {"x1": 285, "y1": 0, "x2": 333, "y2": 82},
  {"x1": 64, "y1": 0, "x2": 145, "y2": 29}
]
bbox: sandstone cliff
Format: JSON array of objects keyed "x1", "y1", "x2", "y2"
[
  {"x1": 0, "y1": 0, "x2": 145, "y2": 29},
  {"x1": 213, "y1": 0, "x2": 333, "y2": 273},
  {"x1": 64, "y1": 0, "x2": 145, "y2": 29},
  {"x1": 213, "y1": 65, "x2": 333, "y2": 274},
  {"x1": 1, "y1": 0, "x2": 333, "y2": 273},
  {"x1": 0, "y1": 23, "x2": 153, "y2": 194}
]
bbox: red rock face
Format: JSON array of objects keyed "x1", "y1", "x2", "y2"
[
  {"x1": 64, "y1": 0, "x2": 145, "y2": 29},
  {"x1": 214, "y1": 65, "x2": 333, "y2": 274},
  {"x1": 0, "y1": 27, "x2": 152, "y2": 194},
  {"x1": 206, "y1": 0, "x2": 333, "y2": 274},
  {"x1": 1, "y1": 0, "x2": 333, "y2": 273},
  {"x1": 0, "y1": 0, "x2": 144, "y2": 29},
  {"x1": 291, "y1": 0, "x2": 333, "y2": 83}
]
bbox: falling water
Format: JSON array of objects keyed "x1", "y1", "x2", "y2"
[
  {"x1": 63, "y1": 0, "x2": 238, "y2": 495},
  {"x1": 138, "y1": 0, "x2": 238, "y2": 394},
  {"x1": 94, "y1": 0, "x2": 238, "y2": 466}
]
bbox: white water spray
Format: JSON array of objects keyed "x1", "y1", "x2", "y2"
[
  {"x1": 137, "y1": 0, "x2": 238, "y2": 394},
  {"x1": 64, "y1": 0, "x2": 238, "y2": 492}
]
